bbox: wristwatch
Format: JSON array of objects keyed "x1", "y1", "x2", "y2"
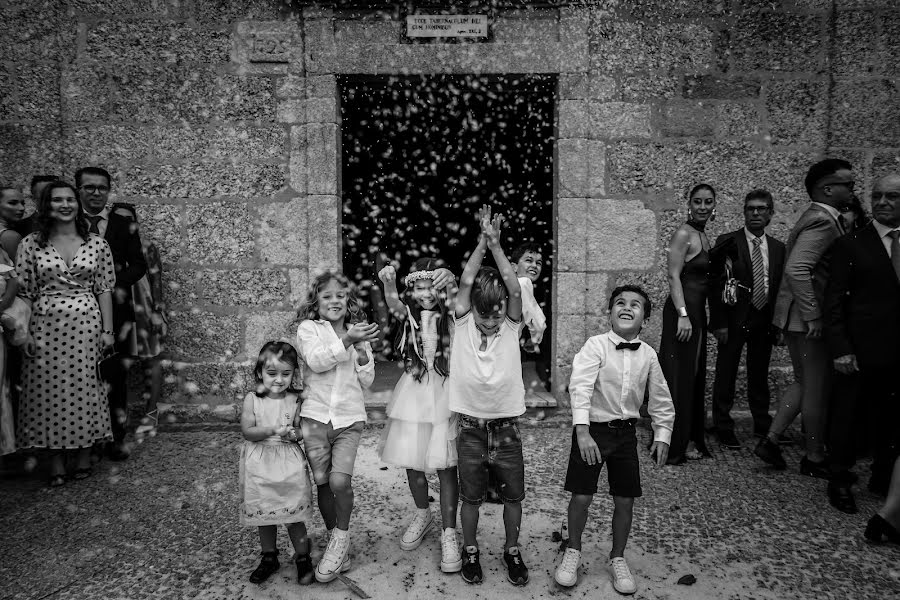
[{"x1": 676, "y1": 307, "x2": 688, "y2": 318}]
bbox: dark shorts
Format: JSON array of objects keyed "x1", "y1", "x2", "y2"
[
  {"x1": 456, "y1": 414, "x2": 526, "y2": 505},
  {"x1": 563, "y1": 423, "x2": 642, "y2": 498}
]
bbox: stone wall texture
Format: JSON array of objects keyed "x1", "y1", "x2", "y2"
[{"x1": 3, "y1": 0, "x2": 898, "y2": 416}]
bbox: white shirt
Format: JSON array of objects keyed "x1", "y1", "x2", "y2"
[
  {"x1": 873, "y1": 220, "x2": 900, "y2": 258},
  {"x1": 296, "y1": 319, "x2": 374, "y2": 429},
  {"x1": 568, "y1": 330, "x2": 675, "y2": 445},
  {"x1": 85, "y1": 206, "x2": 110, "y2": 237},
  {"x1": 518, "y1": 277, "x2": 546, "y2": 345},
  {"x1": 448, "y1": 312, "x2": 525, "y2": 419},
  {"x1": 744, "y1": 227, "x2": 770, "y2": 295}
]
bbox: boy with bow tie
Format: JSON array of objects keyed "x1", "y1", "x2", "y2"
[{"x1": 555, "y1": 285, "x2": 675, "y2": 595}]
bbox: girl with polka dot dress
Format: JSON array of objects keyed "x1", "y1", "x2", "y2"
[{"x1": 14, "y1": 181, "x2": 116, "y2": 487}]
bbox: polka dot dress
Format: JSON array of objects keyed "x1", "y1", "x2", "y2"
[{"x1": 14, "y1": 233, "x2": 116, "y2": 450}]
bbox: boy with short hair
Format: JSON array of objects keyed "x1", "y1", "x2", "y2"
[
  {"x1": 555, "y1": 285, "x2": 675, "y2": 595},
  {"x1": 510, "y1": 242, "x2": 546, "y2": 350},
  {"x1": 449, "y1": 205, "x2": 528, "y2": 586}
]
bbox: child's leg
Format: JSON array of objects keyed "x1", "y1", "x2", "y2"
[
  {"x1": 286, "y1": 522, "x2": 310, "y2": 555},
  {"x1": 258, "y1": 525, "x2": 278, "y2": 552},
  {"x1": 566, "y1": 494, "x2": 593, "y2": 551},
  {"x1": 460, "y1": 502, "x2": 480, "y2": 547},
  {"x1": 316, "y1": 483, "x2": 337, "y2": 530},
  {"x1": 436, "y1": 467, "x2": 459, "y2": 527},
  {"x1": 502, "y1": 501, "x2": 522, "y2": 550},
  {"x1": 328, "y1": 421, "x2": 365, "y2": 531},
  {"x1": 610, "y1": 496, "x2": 634, "y2": 558},
  {"x1": 329, "y1": 473, "x2": 354, "y2": 530},
  {"x1": 406, "y1": 469, "x2": 429, "y2": 509}
]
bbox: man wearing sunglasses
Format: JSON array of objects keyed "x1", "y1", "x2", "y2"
[
  {"x1": 76, "y1": 167, "x2": 147, "y2": 461},
  {"x1": 709, "y1": 189, "x2": 786, "y2": 450}
]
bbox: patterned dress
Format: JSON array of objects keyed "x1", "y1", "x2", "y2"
[{"x1": 14, "y1": 233, "x2": 115, "y2": 450}]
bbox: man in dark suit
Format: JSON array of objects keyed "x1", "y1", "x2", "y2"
[
  {"x1": 76, "y1": 166, "x2": 147, "y2": 460},
  {"x1": 709, "y1": 190, "x2": 786, "y2": 449},
  {"x1": 826, "y1": 174, "x2": 900, "y2": 513},
  {"x1": 757, "y1": 159, "x2": 854, "y2": 475}
]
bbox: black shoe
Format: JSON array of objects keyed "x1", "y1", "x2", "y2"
[
  {"x1": 864, "y1": 514, "x2": 900, "y2": 544},
  {"x1": 249, "y1": 550, "x2": 280, "y2": 584},
  {"x1": 295, "y1": 552, "x2": 313, "y2": 585},
  {"x1": 753, "y1": 431, "x2": 792, "y2": 445},
  {"x1": 827, "y1": 482, "x2": 858, "y2": 514},
  {"x1": 107, "y1": 442, "x2": 130, "y2": 462},
  {"x1": 799, "y1": 457, "x2": 829, "y2": 479},
  {"x1": 503, "y1": 546, "x2": 529, "y2": 586},
  {"x1": 753, "y1": 438, "x2": 786, "y2": 470},
  {"x1": 461, "y1": 546, "x2": 483, "y2": 584},
  {"x1": 717, "y1": 430, "x2": 741, "y2": 449}
]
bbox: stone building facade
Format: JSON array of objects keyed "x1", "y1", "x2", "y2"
[{"x1": 2, "y1": 0, "x2": 899, "y2": 419}]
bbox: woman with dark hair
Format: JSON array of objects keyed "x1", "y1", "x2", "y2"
[
  {"x1": 14, "y1": 181, "x2": 116, "y2": 487},
  {"x1": 659, "y1": 184, "x2": 717, "y2": 465}
]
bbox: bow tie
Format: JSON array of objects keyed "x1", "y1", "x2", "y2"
[{"x1": 615, "y1": 342, "x2": 641, "y2": 351}]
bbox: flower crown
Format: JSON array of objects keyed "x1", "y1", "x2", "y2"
[{"x1": 404, "y1": 269, "x2": 436, "y2": 287}]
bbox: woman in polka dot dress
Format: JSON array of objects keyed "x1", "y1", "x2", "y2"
[{"x1": 14, "y1": 181, "x2": 116, "y2": 487}]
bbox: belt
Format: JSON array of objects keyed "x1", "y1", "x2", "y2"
[
  {"x1": 459, "y1": 414, "x2": 518, "y2": 429},
  {"x1": 604, "y1": 419, "x2": 637, "y2": 429}
]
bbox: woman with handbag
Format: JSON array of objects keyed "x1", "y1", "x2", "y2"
[{"x1": 14, "y1": 181, "x2": 116, "y2": 486}]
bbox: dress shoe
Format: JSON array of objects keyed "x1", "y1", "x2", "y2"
[
  {"x1": 826, "y1": 482, "x2": 857, "y2": 514},
  {"x1": 107, "y1": 442, "x2": 130, "y2": 462},
  {"x1": 799, "y1": 457, "x2": 830, "y2": 479},
  {"x1": 717, "y1": 430, "x2": 741, "y2": 449},
  {"x1": 754, "y1": 431, "x2": 793, "y2": 445},
  {"x1": 753, "y1": 438, "x2": 786, "y2": 470},
  {"x1": 864, "y1": 514, "x2": 900, "y2": 544}
]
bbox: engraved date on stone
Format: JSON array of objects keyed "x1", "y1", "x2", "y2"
[{"x1": 248, "y1": 33, "x2": 290, "y2": 63}]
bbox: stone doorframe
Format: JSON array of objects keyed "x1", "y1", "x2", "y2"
[{"x1": 235, "y1": 6, "x2": 597, "y2": 406}]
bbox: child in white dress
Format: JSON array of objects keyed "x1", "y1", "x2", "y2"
[
  {"x1": 377, "y1": 258, "x2": 462, "y2": 572},
  {"x1": 240, "y1": 341, "x2": 314, "y2": 585}
]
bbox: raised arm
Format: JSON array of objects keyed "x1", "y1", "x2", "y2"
[
  {"x1": 456, "y1": 231, "x2": 488, "y2": 318},
  {"x1": 484, "y1": 221, "x2": 522, "y2": 321},
  {"x1": 377, "y1": 265, "x2": 406, "y2": 318}
]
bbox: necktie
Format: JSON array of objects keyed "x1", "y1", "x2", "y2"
[
  {"x1": 615, "y1": 342, "x2": 641, "y2": 351},
  {"x1": 751, "y1": 236, "x2": 767, "y2": 310},
  {"x1": 890, "y1": 230, "x2": 900, "y2": 282},
  {"x1": 87, "y1": 215, "x2": 102, "y2": 234}
]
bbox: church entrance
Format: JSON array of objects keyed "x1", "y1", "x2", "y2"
[{"x1": 338, "y1": 74, "x2": 556, "y2": 397}]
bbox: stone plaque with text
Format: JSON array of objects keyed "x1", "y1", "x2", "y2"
[{"x1": 406, "y1": 14, "x2": 489, "y2": 38}]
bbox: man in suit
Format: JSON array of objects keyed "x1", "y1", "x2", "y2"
[
  {"x1": 826, "y1": 174, "x2": 900, "y2": 512},
  {"x1": 76, "y1": 167, "x2": 147, "y2": 460},
  {"x1": 709, "y1": 190, "x2": 786, "y2": 449},
  {"x1": 756, "y1": 159, "x2": 854, "y2": 476}
]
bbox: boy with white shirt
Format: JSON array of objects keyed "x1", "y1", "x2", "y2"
[{"x1": 555, "y1": 285, "x2": 675, "y2": 595}]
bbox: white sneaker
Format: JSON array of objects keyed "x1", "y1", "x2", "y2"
[
  {"x1": 554, "y1": 547, "x2": 581, "y2": 587},
  {"x1": 440, "y1": 528, "x2": 462, "y2": 573},
  {"x1": 315, "y1": 530, "x2": 351, "y2": 583},
  {"x1": 400, "y1": 510, "x2": 434, "y2": 550},
  {"x1": 608, "y1": 557, "x2": 637, "y2": 595}
]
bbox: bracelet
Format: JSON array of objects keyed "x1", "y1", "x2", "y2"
[
  {"x1": 676, "y1": 307, "x2": 688, "y2": 318},
  {"x1": 102, "y1": 330, "x2": 114, "y2": 335}
]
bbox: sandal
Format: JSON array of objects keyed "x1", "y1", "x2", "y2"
[
  {"x1": 72, "y1": 467, "x2": 93, "y2": 480},
  {"x1": 48, "y1": 475, "x2": 66, "y2": 488}
]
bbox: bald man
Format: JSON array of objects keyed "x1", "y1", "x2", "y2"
[{"x1": 826, "y1": 174, "x2": 900, "y2": 512}]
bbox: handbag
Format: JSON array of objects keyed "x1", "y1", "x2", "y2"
[{"x1": 721, "y1": 257, "x2": 750, "y2": 307}]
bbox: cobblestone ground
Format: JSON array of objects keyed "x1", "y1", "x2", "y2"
[{"x1": 1, "y1": 416, "x2": 898, "y2": 600}]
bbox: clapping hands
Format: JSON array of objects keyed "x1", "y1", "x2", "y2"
[{"x1": 477, "y1": 204, "x2": 503, "y2": 247}]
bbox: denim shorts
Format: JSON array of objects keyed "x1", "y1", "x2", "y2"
[
  {"x1": 300, "y1": 418, "x2": 364, "y2": 486},
  {"x1": 456, "y1": 414, "x2": 525, "y2": 505}
]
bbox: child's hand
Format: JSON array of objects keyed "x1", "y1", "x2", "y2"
[
  {"x1": 431, "y1": 268, "x2": 456, "y2": 290},
  {"x1": 480, "y1": 205, "x2": 503, "y2": 248},
  {"x1": 650, "y1": 441, "x2": 669, "y2": 467},
  {"x1": 576, "y1": 426, "x2": 602, "y2": 466},
  {"x1": 347, "y1": 321, "x2": 379, "y2": 343},
  {"x1": 378, "y1": 265, "x2": 397, "y2": 284},
  {"x1": 273, "y1": 424, "x2": 291, "y2": 437}
]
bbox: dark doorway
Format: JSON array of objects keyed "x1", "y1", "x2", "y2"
[{"x1": 339, "y1": 74, "x2": 555, "y2": 391}]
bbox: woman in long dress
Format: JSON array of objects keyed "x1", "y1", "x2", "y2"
[
  {"x1": 15, "y1": 181, "x2": 116, "y2": 486},
  {"x1": 659, "y1": 184, "x2": 717, "y2": 465}
]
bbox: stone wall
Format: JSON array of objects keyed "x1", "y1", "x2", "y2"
[{"x1": 2, "y1": 0, "x2": 898, "y2": 417}]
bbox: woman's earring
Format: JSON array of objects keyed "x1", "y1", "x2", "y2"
[{"x1": 710, "y1": 208, "x2": 717, "y2": 221}]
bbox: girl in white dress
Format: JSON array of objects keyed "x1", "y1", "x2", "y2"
[
  {"x1": 377, "y1": 258, "x2": 463, "y2": 573},
  {"x1": 240, "y1": 341, "x2": 314, "y2": 585}
]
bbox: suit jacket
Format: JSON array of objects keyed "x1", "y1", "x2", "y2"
[
  {"x1": 772, "y1": 204, "x2": 842, "y2": 332},
  {"x1": 709, "y1": 228, "x2": 786, "y2": 332},
  {"x1": 103, "y1": 207, "x2": 147, "y2": 332},
  {"x1": 825, "y1": 223, "x2": 900, "y2": 370}
]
